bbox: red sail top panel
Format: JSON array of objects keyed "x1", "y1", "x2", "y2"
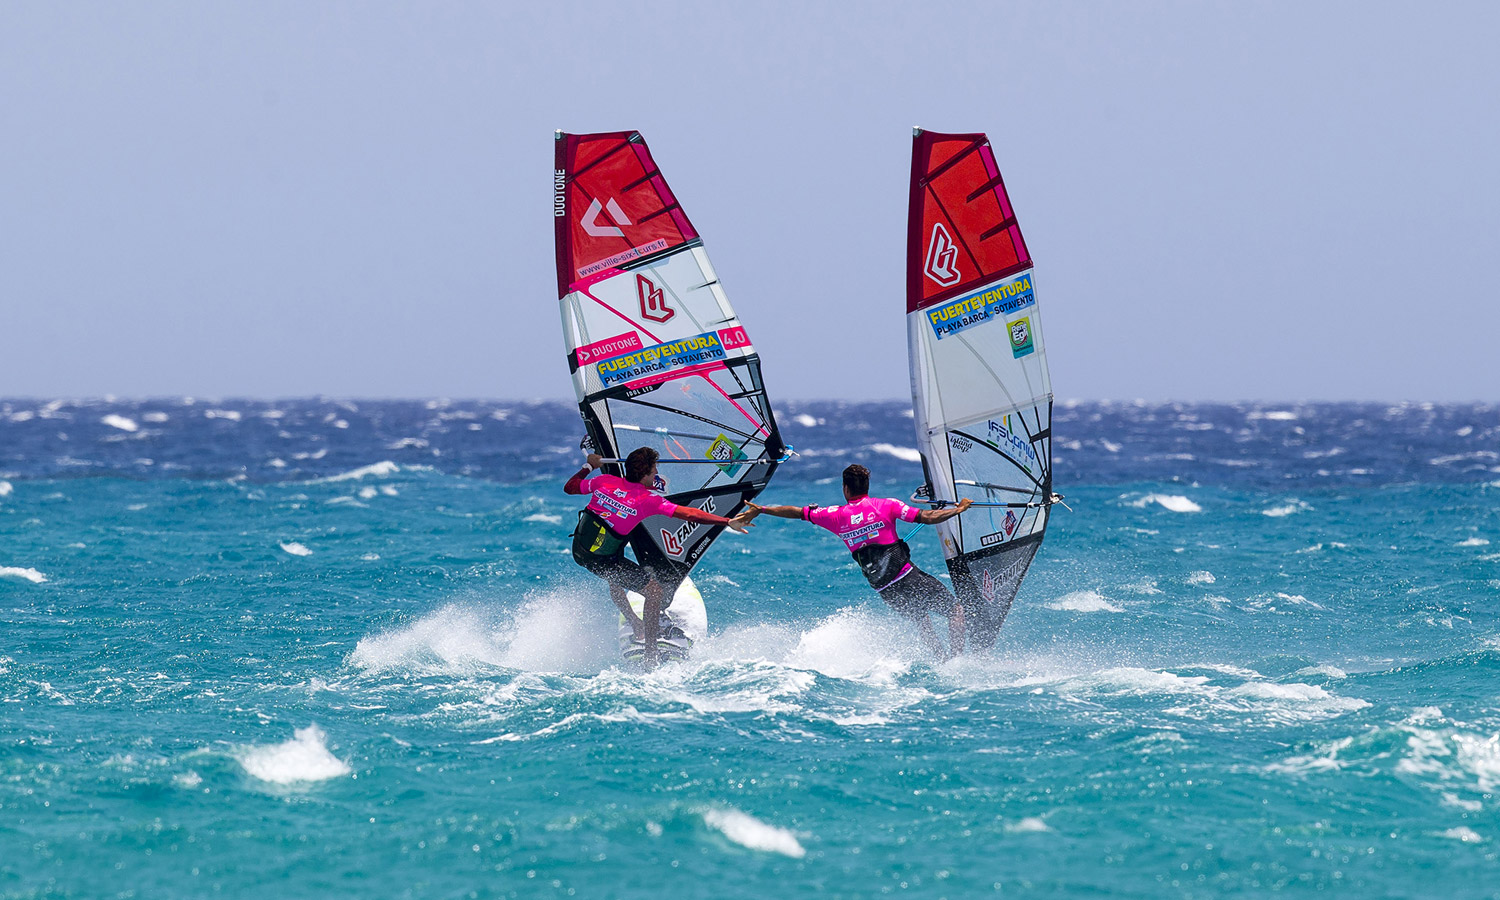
[
  {"x1": 906, "y1": 130, "x2": 1032, "y2": 313},
  {"x1": 554, "y1": 131, "x2": 699, "y2": 298}
]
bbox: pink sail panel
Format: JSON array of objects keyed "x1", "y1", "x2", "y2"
[
  {"x1": 906, "y1": 130, "x2": 1032, "y2": 313},
  {"x1": 554, "y1": 131, "x2": 699, "y2": 298}
]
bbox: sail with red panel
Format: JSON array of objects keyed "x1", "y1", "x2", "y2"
[
  {"x1": 554, "y1": 130, "x2": 786, "y2": 586},
  {"x1": 906, "y1": 127, "x2": 1057, "y2": 648}
]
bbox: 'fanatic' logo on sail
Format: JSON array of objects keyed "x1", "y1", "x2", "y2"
[
  {"x1": 637, "y1": 274, "x2": 674, "y2": 323},
  {"x1": 924, "y1": 223, "x2": 962, "y2": 287}
]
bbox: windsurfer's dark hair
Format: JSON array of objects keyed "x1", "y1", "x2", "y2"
[
  {"x1": 843, "y1": 464, "x2": 870, "y2": 497},
  {"x1": 625, "y1": 447, "x2": 659, "y2": 483}
]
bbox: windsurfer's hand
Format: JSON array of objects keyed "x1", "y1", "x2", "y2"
[
  {"x1": 955, "y1": 498, "x2": 973, "y2": 513},
  {"x1": 586, "y1": 453, "x2": 603, "y2": 469},
  {"x1": 727, "y1": 513, "x2": 756, "y2": 534}
]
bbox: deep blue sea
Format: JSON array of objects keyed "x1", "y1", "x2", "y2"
[{"x1": 3, "y1": 399, "x2": 1499, "y2": 898}]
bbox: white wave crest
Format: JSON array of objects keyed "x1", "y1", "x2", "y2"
[
  {"x1": 0, "y1": 481, "x2": 11, "y2": 497},
  {"x1": 280, "y1": 542, "x2": 313, "y2": 557},
  {"x1": 792, "y1": 414, "x2": 821, "y2": 427},
  {"x1": 1046, "y1": 591, "x2": 1122, "y2": 613},
  {"x1": 870, "y1": 443, "x2": 922, "y2": 463},
  {"x1": 1230, "y1": 682, "x2": 1342, "y2": 703},
  {"x1": 523, "y1": 513, "x2": 563, "y2": 525},
  {"x1": 314, "y1": 461, "x2": 400, "y2": 483},
  {"x1": 1132, "y1": 494, "x2": 1202, "y2": 513},
  {"x1": 1248, "y1": 410, "x2": 1299, "y2": 421},
  {"x1": 1458, "y1": 537, "x2": 1491, "y2": 547},
  {"x1": 701, "y1": 807, "x2": 806, "y2": 858},
  {"x1": 1003, "y1": 817, "x2": 1052, "y2": 834},
  {"x1": 1294, "y1": 665, "x2": 1348, "y2": 679},
  {"x1": 101, "y1": 414, "x2": 138, "y2": 432},
  {"x1": 1263, "y1": 501, "x2": 1310, "y2": 517},
  {"x1": 238, "y1": 725, "x2": 350, "y2": 785},
  {"x1": 0, "y1": 567, "x2": 47, "y2": 584},
  {"x1": 1441, "y1": 827, "x2": 1485, "y2": 843},
  {"x1": 1187, "y1": 570, "x2": 1216, "y2": 585}
]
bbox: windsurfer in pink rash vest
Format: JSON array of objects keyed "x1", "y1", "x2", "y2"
[
  {"x1": 565, "y1": 446, "x2": 755, "y2": 668},
  {"x1": 739, "y1": 464, "x2": 972, "y2": 660}
]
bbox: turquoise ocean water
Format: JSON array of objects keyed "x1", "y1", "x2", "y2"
[{"x1": 3, "y1": 399, "x2": 1499, "y2": 897}]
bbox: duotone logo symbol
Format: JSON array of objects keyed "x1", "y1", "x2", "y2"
[{"x1": 582, "y1": 197, "x2": 632, "y2": 238}]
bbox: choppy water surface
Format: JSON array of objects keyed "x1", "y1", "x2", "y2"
[{"x1": 3, "y1": 400, "x2": 1499, "y2": 897}]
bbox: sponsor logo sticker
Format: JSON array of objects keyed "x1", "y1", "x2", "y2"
[
  {"x1": 706, "y1": 434, "x2": 747, "y2": 477},
  {"x1": 596, "y1": 332, "x2": 727, "y2": 388},
  {"x1": 987, "y1": 417, "x2": 1038, "y2": 471},
  {"x1": 1003, "y1": 509, "x2": 1019, "y2": 536},
  {"x1": 576, "y1": 332, "x2": 644, "y2": 366},
  {"x1": 577, "y1": 240, "x2": 670, "y2": 278},
  {"x1": 924, "y1": 223, "x2": 962, "y2": 287},
  {"x1": 926, "y1": 272, "x2": 1036, "y2": 341},
  {"x1": 582, "y1": 196, "x2": 632, "y2": 237},
  {"x1": 637, "y1": 274, "x2": 674, "y2": 323},
  {"x1": 1009, "y1": 316, "x2": 1035, "y2": 358},
  {"x1": 980, "y1": 531, "x2": 1004, "y2": 547}
]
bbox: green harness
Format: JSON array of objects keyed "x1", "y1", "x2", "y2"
[{"x1": 575, "y1": 509, "x2": 628, "y2": 557}]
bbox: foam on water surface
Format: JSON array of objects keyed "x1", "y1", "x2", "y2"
[
  {"x1": 237, "y1": 725, "x2": 350, "y2": 785},
  {"x1": 701, "y1": 807, "x2": 806, "y2": 857},
  {"x1": 1045, "y1": 590, "x2": 1123, "y2": 613},
  {"x1": 0, "y1": 566, "x2": 47, "y2": 583},
  {"x1": 1132, "y1": 493, "x2": 1202, "y2": 512}
]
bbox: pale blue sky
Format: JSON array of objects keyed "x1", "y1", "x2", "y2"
[{"x1": 2, "y1": 1, "x2": 1496, "y2": 401}]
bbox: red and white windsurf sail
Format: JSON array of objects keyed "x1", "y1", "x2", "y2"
[
  {"x1": 906, "y1": 128, "x2": 1055, "y2": 647},
  {"x1": 555, "y1": 130, "x2": 785, "y2": 578}
]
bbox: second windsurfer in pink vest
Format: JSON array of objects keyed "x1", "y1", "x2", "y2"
[
  {"x1": 740, "y1": 464, "x2": 972, "y2": 660},
  {"x1": 565, "y1": 446, "x2": 753, "y2": 667}
]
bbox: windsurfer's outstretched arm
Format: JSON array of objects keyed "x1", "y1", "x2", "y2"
[
  {"x1": 746, "y1": 498, "x2": 971, "y2": 524},
  {"x1": 742, "y1": 503, "x2": 808, "y2": 521},
  {"x1": 915, "y1": 498, "x2": 972, "y2": 524},
  {"x1": 674, "y1": 505, "x2": 754, "y2": 533}
]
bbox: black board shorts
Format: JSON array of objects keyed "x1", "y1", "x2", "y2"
[
  {"x1": 571, "y1": 510, "x2": 675, "y2": 595},
  {"x1": 877, "y1": 565, "x2": 958, "y2": 618}
]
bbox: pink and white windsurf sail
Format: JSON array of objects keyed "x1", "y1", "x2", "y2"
[
  {"x1": 554, "y1": 130, "x2": 786, "y2": 577},
  {"x1": 906, "y1": 128, "x2": 1056, "y2": 648}
]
